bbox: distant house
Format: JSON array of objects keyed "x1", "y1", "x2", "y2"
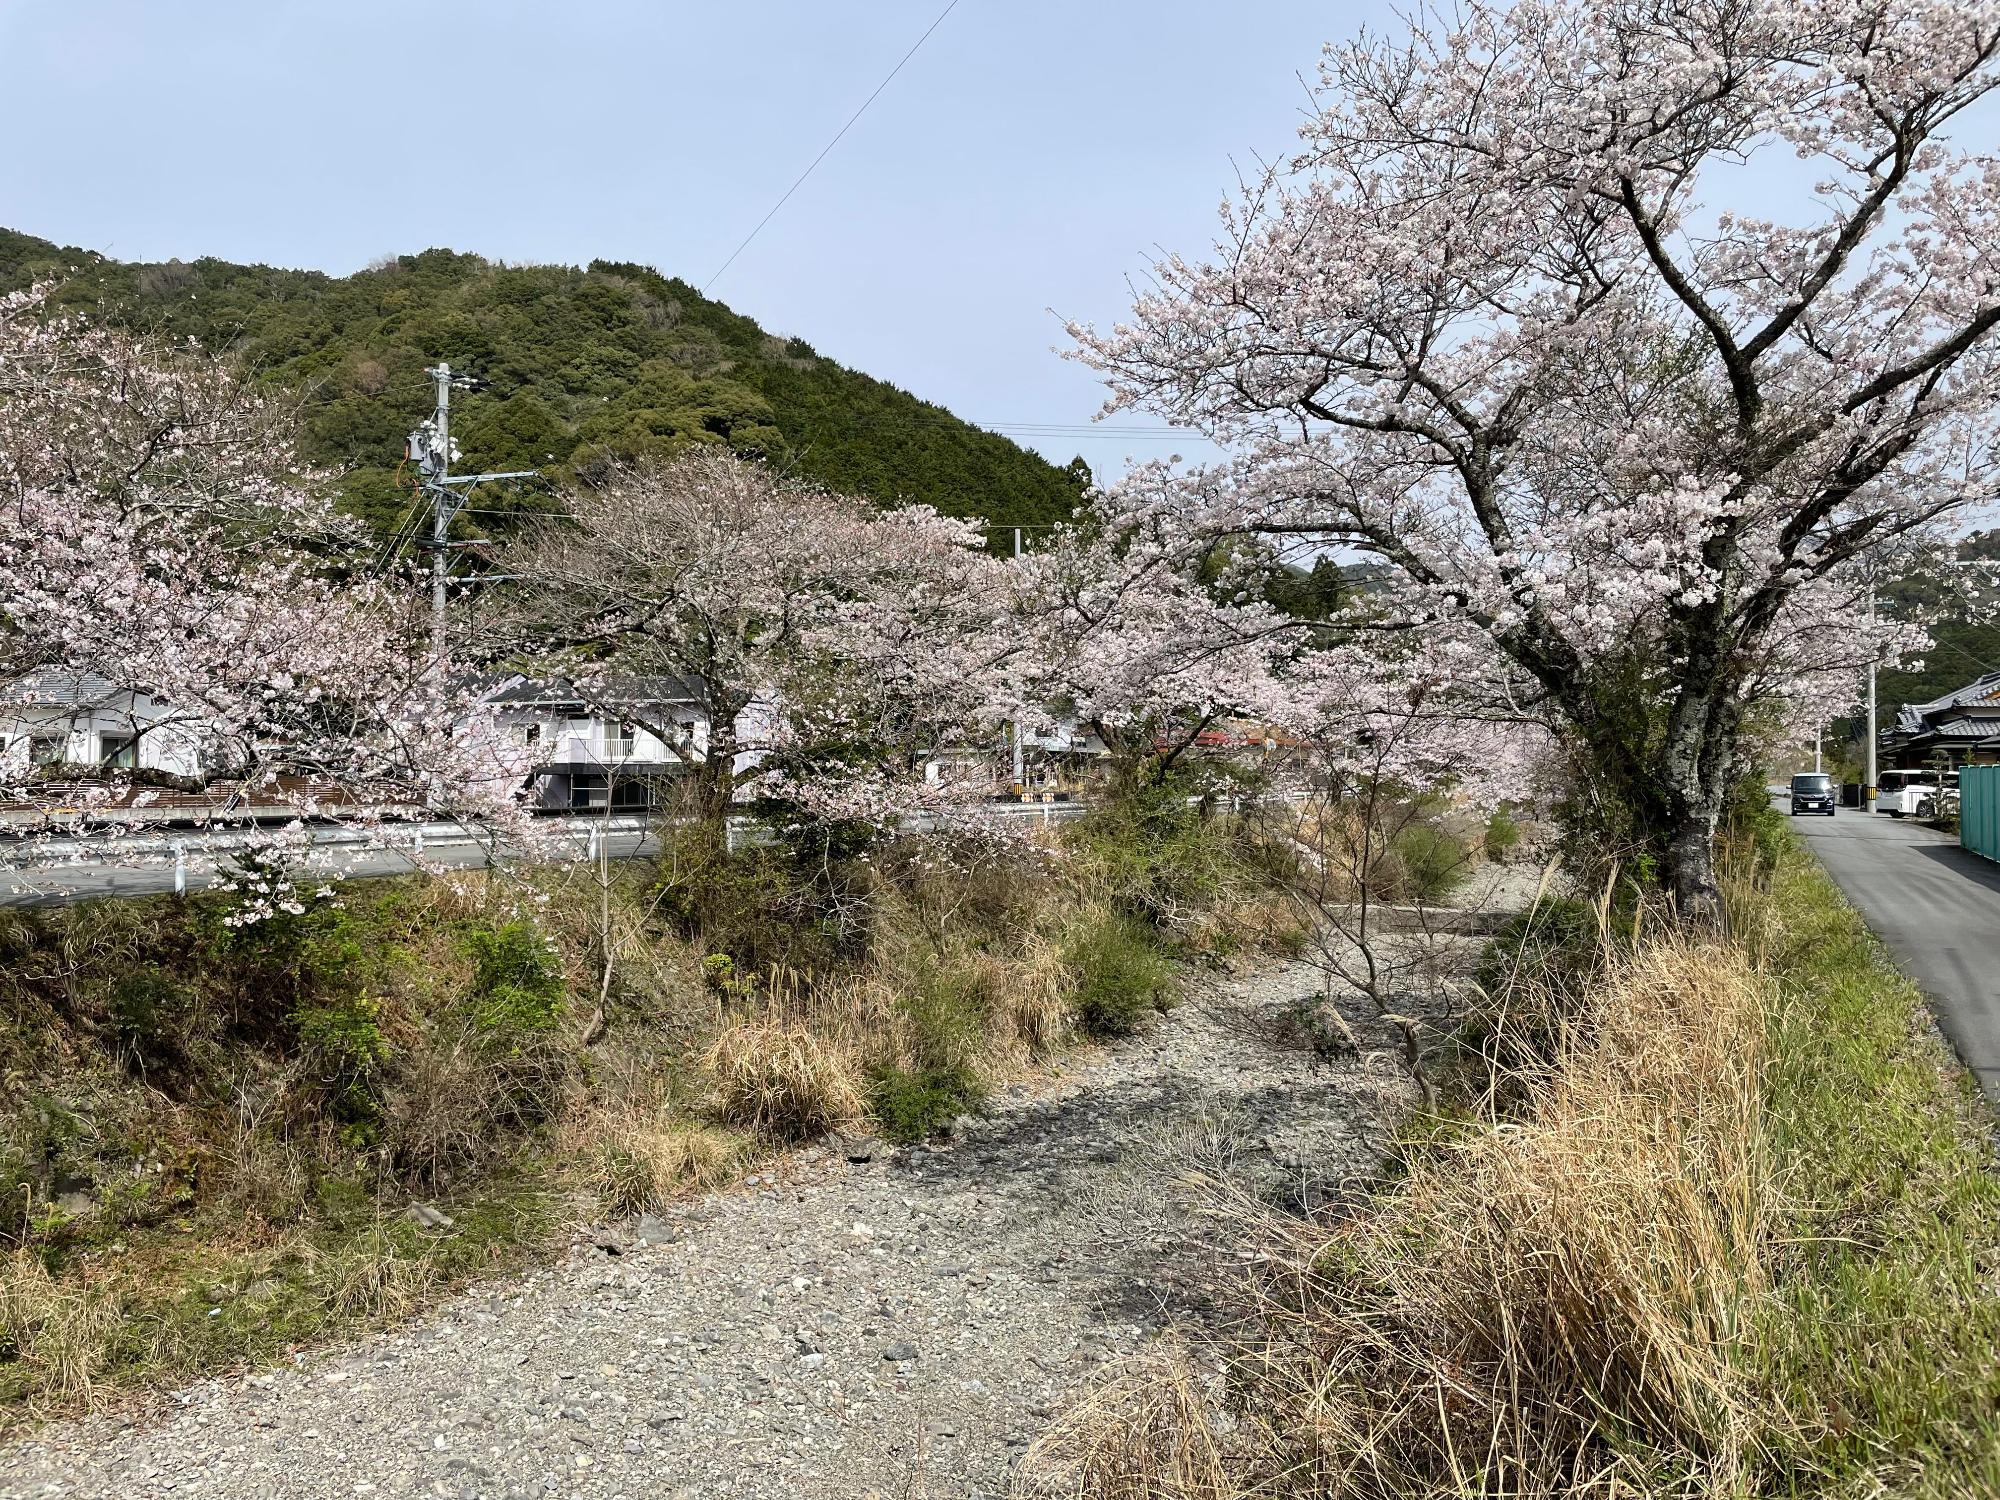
[
  {"x1": 482, "y1": 675, "x2": 709, "y2": 811},
  {"x1": 1882, "y1": 671, "x2": 2000, "y2": 768},
  {"x1": 0, "y1": 670, "x2": 207, "y2": 781}
]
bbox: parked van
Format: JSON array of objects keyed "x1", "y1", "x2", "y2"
[
  {"x1": 1789, "y1": 771, "x2": 1837, "y2": 816},
  {"x1": 1876, "y1": 769, "x2": 1940, "y2": 819}
]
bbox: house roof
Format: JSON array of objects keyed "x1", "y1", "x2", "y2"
[
  {"x1": 0, "y1": 669, "x2": 134, "y2": 710},
  {"x1": 1907, "y1": 670, "x2": 2000, "y2": 716},
  {"x1": 483, "y1": 674, "x2": 704, "y2": 709},
  {"x1": 1887, "y1": 671, "x2": 2000, "y2": 751}
]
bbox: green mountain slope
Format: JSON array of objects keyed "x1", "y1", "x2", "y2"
[{"x1": 0, "y1": 228, "x2": 1088, "y2": 545}]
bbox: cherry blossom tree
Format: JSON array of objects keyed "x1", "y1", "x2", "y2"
[
  {"x1": 1011, "y1": 493, "x2": 1300, "y2": 787},
  {"x1": 496, "y1": 449, "x2": 1019, "y2": 839},
  {"x1": 0, "y1": 288, "x2": 535, "y2": 895},
  {"x1": 1071, "y1": 0, "x2": 2000, "y2": 917}
]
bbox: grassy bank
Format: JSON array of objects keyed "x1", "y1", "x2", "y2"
[
  {"x1": 0, "y1": 793, "x2": 1301, "y2": 1422},
  {"x1": 1029, "y1": 832, "x2": 2000, "y2": 1497}
]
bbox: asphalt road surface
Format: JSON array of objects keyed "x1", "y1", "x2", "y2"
[{"x1": 1787, "y1": 800, "x2": 2000, "y2": 1100}]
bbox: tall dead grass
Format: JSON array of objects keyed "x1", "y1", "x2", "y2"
[
  {"x1": 703, "y1": 1020, "x2": 864, "y2": 1140},
  {"x1": 1023, "y1": 1342, "x2": 1236, "y2": 1500},
  {"x1": 0, "y1": 1250, "x2": 117, "y2": 1413},
  {"x1": 1028, "y1": 937, "x2": 1773, "y2": 1498}
]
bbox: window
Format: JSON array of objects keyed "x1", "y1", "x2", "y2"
[
  {"x1": 99, "y1": 733, "x2": 138, "y2": 769},
  {"x1": 518, "y1": 722, "x2": 543, "y2": 747},
  {"x1": 29, "y1": 735, "x2": 64, "y2": 767}
]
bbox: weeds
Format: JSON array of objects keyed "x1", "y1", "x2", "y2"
[
  {"x1": 704, "y1": 1021, "x2": 864, "y2": 1140},
  {"x1": 1065, "y1": 908, "x2": 1176, "y2": 1038},
  {"x1": 1027, "y1": 830, "x2": 2000, "y2": 1499},
  {"x1": 0, "y1": 775, "x2": 1295, "y2": 1421}
]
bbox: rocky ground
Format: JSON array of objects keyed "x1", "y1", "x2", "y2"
[{"x1": 0, "y1": 918, "x2": 1500, "y2": 1500}]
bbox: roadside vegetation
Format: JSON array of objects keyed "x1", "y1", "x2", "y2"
[
  {"x1": 1026, "y1": 811, "x2": 2000, "y2": 1499},
  {"x1": 0, "y1": 779, "x2": 1369, "y2": 1422}
]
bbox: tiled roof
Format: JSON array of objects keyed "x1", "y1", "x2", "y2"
[
  {"x1": 483, "y1": 674, "x2": 704, "y2": 708},
  {"x1": 0, "y1": 669, "x2": 129, "y2": 709}
]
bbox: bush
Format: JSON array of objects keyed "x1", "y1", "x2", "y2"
[
  {"x1": 291, "y1": 992, "x2": 388, "y2": 1120},
  {"x1": 1483, "y1": 807, "x2": 1523, "y2": 862},
  {"x1": 462, "y1": 920, "x2": 566, "y2": 1036},
  {"x1": 1064, "y1": 910, "x2": 1175, "y2": 1038},
  {"x1": 1475, "y1": 897, "x2": 1606, "y2": 1006},
  {"x1": 895, "y1": 952, "x2": 993, "y2": 1075},
  {"x1": 1387, "y1": 820, "x2": 1471, "y2": 904},
  {"x1": 1066, "y1": 781, "x2": 1240, "y2": 932},
  {"x1": 868, "y1": 1064, "x2": 986, "y2": 1143}
]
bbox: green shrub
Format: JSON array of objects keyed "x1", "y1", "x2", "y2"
[
  {"x1": 868, "y1": 1064, "x2": 984, "y2": 1143},
  {"x1": 897, "y1": 953, "x2": 993, "y2": 1074},
  {"x1": 1063, "y1": 911, "x2": 1175, "y2": 1038},
  {"x1": 1483, "y1": 808, "x2": 1523, "y2": 862},
  {"x1": 292, "y1": 993, "x2": 387, "y2": 1118},
  {"x1": 463, "y1": 921, "x2": 565, "y2": 1035},
  {"x1": 1724, "y1": 768, "x2": 1791, "y2": 876},
  {"x1": 1388, "y1": 821, "x2": 1471, "y2": 904},
  {"x1": 1066, "y1": 781, "x2": 1237, "y2": 930}
]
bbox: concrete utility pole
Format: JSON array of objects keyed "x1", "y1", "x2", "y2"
[
  {"x1": 1866, "y1": 568, "x2": 1878, "y2": 812},
  {"x1": 406, "y1": 363, "x2": 536, "y2": 665},
  {"x1": 426, "y1": 363, "x2": 456, "y2": 655}
]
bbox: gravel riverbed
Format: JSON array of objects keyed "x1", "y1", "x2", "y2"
[{"x1": 1, "y1": 953, "x2": 1443, "y2": 1500}]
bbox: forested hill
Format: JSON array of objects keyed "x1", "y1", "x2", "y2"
[{"x1": 0, "y1": 227, "x2": 1090, "y2": 544}]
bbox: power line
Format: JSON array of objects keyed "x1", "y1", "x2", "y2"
[{"x1": 703, "y1": 0, "x2": 963, "y2": 293}]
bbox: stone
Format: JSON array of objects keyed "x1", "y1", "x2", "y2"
[
  {"x1": 634, "y1": 1214, "x2": 678, "y2": 1246},
  {"x1": 879, "y1": 1342, "x2": 918, "y2": 1363},
  {"x1": 404, "y1": 1203, "x2": 455, "y2": 1231}
]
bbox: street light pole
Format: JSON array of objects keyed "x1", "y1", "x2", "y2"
[{"x1": 1866, "y1": 570, "x2": 1878, "y2": 813}]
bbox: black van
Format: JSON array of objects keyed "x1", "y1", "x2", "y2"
[{"x1": 1790, "y1": 771, "x2": 1836, "y2": 816}]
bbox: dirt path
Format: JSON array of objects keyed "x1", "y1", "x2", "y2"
[{"x1": 1, "y1": 955, "x2": 1433, "y2": 1500}]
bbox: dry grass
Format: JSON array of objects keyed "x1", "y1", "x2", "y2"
[
  {"x1": 1025, "y1": 938, "x2": 1773, "y2": 1499},
  {"x1": 703, "y1": 1019, "x2": 865, "y2": 1140},
  {"x1": 988, "y1": 935, "x2": 1073, "y2": 1056},
  {"x1": 0, "y1": 1251, "x2": 117, "y2": 1413},
  {"x1": 583, "y1": 1113, "x2": 750, "y2": 1214},
  {"x1": 1023, "y1": 1342, "x2": 1236, "y2": 1500},
  {"x1": 1278, "y1": 939, "x2": 1769, "y2": 1493}
]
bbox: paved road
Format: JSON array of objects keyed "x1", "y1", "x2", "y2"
[{"x1": 1786, "y1": 801, "x2": 2000, "y2": 1100}]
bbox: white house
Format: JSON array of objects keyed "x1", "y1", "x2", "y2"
[
  {"x1": 481, "y1": 675, "x2": 711, "y2": 811},
  {"x1": 0, "y1": 670, "x2": 208, "y2": 781}
]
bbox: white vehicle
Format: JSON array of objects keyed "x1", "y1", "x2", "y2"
[{"x1": 1876, "y1": 769, "x2": 1941, "y2": 819}]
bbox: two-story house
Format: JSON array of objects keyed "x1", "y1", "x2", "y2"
[{"x1": 483, "y1": 675, "x2": 710, "y2": 811}]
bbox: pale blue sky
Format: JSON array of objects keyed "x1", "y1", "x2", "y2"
[
  {"x1": 6, "y1": 4, "x2": 1993, "y2": 480},
  {"x1": 0, "y1": 1, "x2": 1375, "y2": 473}
]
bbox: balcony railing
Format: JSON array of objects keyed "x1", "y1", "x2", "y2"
[{"x1": 543, "y1": 735, "x2": 681, "y2": 768}]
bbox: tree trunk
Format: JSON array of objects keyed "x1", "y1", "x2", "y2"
[
  {"x1": 1655, "y1": 657, "x2": 1738, "y2": 928},
  {"x1": 1663, "y1": 808, "x2": 1724, "y2": 926}
]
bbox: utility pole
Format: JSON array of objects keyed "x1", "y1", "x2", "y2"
[
  {"x1": 1866, "y1": 568, "x2": 1878, "y2": 813},
  {"x1": 406, "y1": 362, "x2": 536, "y2": 665},
  {"x1": 425, "y1": 363, "x2": 456, "y2": 654}
]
